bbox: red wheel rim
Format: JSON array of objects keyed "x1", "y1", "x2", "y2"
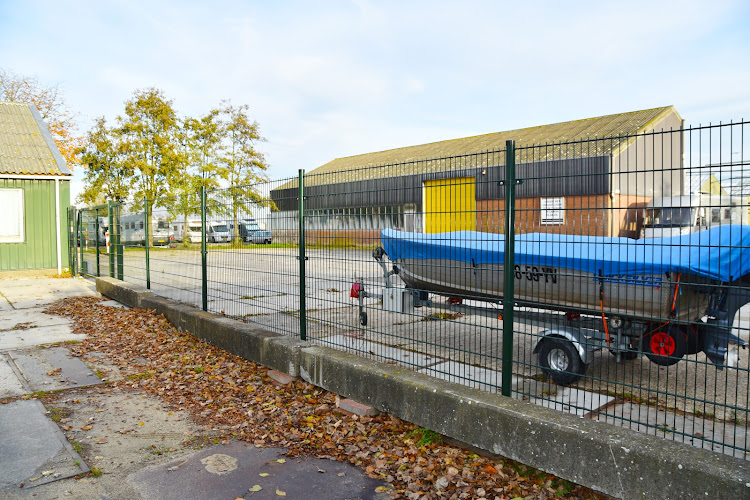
[{"x1": 650, "y1": 331, "x2": 675, "y2": 356}]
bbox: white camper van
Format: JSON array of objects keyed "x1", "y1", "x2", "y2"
[{"x1": 640, "y1": 195, "x2": 749, "y2": 239}]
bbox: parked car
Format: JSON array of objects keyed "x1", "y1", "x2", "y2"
[{"x1": 246, "y1": 229, "x2": 272, "y2": 244}]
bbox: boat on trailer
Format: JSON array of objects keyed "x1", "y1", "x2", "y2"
[{"x1": 351, "y1": 226, "x2": 750, "y2": 384}]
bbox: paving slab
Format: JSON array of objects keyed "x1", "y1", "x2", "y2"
[
  {"x1": 594, "y1": 402, "x2": 749, "y2": 460},
  {"x1": 0, "y1": 399, "x2": 88, "y2": 490},
  {"x1": 0, "y1": 278, "x2": 99, "y2": 310},
  {"x1": 10, "y1": 347, "x2": 101, "y2": 392},
  {"x1": 321, "y1": 335, "x2": 437, "y2": 368},
  {"x1": 0, "y1": 324, "x2": 84, "y2": 351},
  {"x1": 0, "y1": 355, "x2": 26, "y2": 398},
  {"x1": 419, "y1": 361, "x2": 523, "y2": 393},
  {"x1": 520, "y1": 380, "x2": 616, "y2": 417},
  {"x1": 128, "y1": 441, "x2": 389, "y2": 500},
  {"x1": 0, "y1": 309, "x2": 70, "y2": 331}
]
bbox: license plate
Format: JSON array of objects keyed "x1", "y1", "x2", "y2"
[{"x1": 158, "y1": 240, "x2": 165, "y2": 243}]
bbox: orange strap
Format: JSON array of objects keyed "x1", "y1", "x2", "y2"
[
  {"x1": 600, "y1": 298, "x2": 610, "y2": 346},
  {"x1": 671, "y1": 273, "x2": 681, "y2": 315}
]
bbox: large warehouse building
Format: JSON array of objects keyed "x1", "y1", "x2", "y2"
[{"x1": 270, "y1": 106, "x2": 684, "y2": 241}]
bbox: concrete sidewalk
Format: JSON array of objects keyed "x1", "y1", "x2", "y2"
[{"x1": 0, "y1": 278, "x2": 389, "y2": 499}]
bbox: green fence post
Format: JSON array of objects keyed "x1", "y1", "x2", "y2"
[
  {"x1": 116, "y1": 204, "x2": 123, "y2": 281},
  {"x1": 144, "y1": 201, "x2": 151, "y2": 289},
  {"x1": 298, "y1": 169, "x2": 307, "y2": 341},
  {"x1": 502, "y1": 140, "x2": 517, "y2": 397},
  {"x1": 201, "y1": 187, "x2": 208, "y2": 311},
  {"x1": 77, "y1": 211, "x2": 84, "y2": 277},
  {"x1": 70, "y1": 207, "x2": 77, "y2": 277},
  {"x1": 108, "y1": 202, "x2": 115, "y2": 278},
  {"x1": 95, "y1": 213, "x2": 100, "y2": 277}
]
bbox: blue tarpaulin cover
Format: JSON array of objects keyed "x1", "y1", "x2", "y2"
[{"x1": 381, "y1": 225, "x2": 750, "y2": 282}]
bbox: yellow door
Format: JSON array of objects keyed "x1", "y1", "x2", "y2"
[{"x1": 424, "y1": 177, "x2": 476, "y2": 233}]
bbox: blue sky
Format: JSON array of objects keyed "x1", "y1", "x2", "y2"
[{"x1": 1, "y1": 0, "x2": 749, "y2": 202}]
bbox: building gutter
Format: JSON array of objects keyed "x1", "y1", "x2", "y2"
[{"x1": 0, "y1": 174, "x2": 72, "y2": 180}]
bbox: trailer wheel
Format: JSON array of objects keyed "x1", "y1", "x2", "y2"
[
  {"x1": 645, "y1": 328, "x2": 686, "y2": 366},
  {"x1": 538, "y1": 337, "x2": 585, "y2": 385},
  {"x1": 359, "y1": 311, "x2": 368, "y2": 326}
]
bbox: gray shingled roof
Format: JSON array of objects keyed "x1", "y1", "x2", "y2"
[
  {"x1": 294, "y1": 106, "x2": 681, "y2": 187},
  {"x1": 0, "y1": 101, "x2": 71, "y2": 176}
]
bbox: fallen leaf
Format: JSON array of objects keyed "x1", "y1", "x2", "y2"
[
  {"x1": 274, "y1": 458, "x2": 286, "y2": 464},
  {"x1": 375, "y1": 486, "x2": 388, "y2": 493},
  {"x1": 259, "y1": 473, "x2": 270, "y2": 477},
  {"x1": 248, "y1": 485, "x2": 262, "y2": 492},
  {"x1": 276, "y1": 489, "x2": 286, "y2": 496},
  {"x1": 81, "y1": 425, "x2": 93, "y2": 431}
]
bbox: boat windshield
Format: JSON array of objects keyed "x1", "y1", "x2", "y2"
[{"x1": 644, "y1": 207, "x2": 695, "y2": 228}]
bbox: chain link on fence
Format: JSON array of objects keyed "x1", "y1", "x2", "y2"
[{"x1": 70, "y1": 121, "x2": 750, "y2": 460}]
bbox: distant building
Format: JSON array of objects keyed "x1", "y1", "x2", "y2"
[
  {"x1": 270, "y1": 106, "x2": 684, "y2": 240},
  {"x1": 0, "y1": 102, "x2": 71, "y2": 272}
]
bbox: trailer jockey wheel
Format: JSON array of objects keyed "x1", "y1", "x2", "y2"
[
  {"x1": 538, "y1": 337, "x2": 585, "y2": 385},
  {"x1": 359, "y1": 311, "x2": 368, "y2": 326},
  {"x1": 645, "y1": 328, "x2": 687, "y2": 366}
]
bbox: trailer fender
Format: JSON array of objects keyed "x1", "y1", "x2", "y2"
[{"x1": 533, "y1": 327, "x2": 594, "y2": 365}]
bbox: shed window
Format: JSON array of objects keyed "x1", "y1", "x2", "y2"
[{"x1": 0, "y1": 188, "x2": 24, "y2": 243}]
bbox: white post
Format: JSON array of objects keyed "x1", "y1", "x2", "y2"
[{"x1": 55, "y1": 178, "x2": 62, "y2": 275}]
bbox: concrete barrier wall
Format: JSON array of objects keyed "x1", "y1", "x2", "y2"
[{"x1": 95, "y1": 277, "x2": 750, "y2": 500}]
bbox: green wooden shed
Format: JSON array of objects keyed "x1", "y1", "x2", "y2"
[{"x1": 0, "y1": 101, "x2": 71, "y2": 272}]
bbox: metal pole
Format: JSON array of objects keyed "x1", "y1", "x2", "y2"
[
  {"x1": 116, "y1": 204, "x2": 123, "y2": 281},
  {"x1": 71, "y1": 208, "x2": 77, "y2": 277},
  {"x1": 298, "y1": 169, "x2": 307, "y2": 341},
  {"x1": 108, "y1": 202, "x2": 115, "y2": 278},
  {"x1": 95, "y1": 214, "x2": 100, "y2": 277},
  {"x1": 78, "y1": 210, "x2": 84, "y2": 277},
  {"x1": 501, "y1": 140, "x2": 517, "y2": 397},
  {"x1": 144, "y1": 201, "x2": 150, "y2": 289},
  {"x1": 201, "y1": 187, "x2": 208, "y2": 311}
]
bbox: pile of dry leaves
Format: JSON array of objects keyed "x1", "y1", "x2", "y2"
[{"x1": 46, "y1": 297, "x2": 607, "y2": 500}]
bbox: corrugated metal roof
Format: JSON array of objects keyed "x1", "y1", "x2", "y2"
[
  {"x1": 298, "y1": 106, "x2": 680, "y2": 187},
  {"x1": 0, "y1": 101, "x2": 71, "y2": 176}
]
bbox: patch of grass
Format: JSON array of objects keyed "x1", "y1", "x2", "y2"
[
  {"x1": 48, "y1": 406, "x2": 70, "y2": 423},
  {"x1": 147, "y1": 445, "x2": 172, "y2": 456},
  {"x1": 406, "y1": 427, "x2": 442, "y2": 446},
  {"x1": 192, "y1": 365, "x2": 205, "y2": 373},
  {"x1": 93, "y1": 369, "x2": 106, "y2": 380},
  {"x1": 90, "y1": 467, "x2": 102, "y2": 477},
  {"x1": 421, "y1": 312, "x2": 464, "y2": 322},
  {"x1": 125, "y1": 371, "x2": 154, "y2": 381},
  {"x1": 52, "y1": 270, "x2": 73, "y2": 278},
  {"x1": 70, "y1": 440, "x2": 86, "y2": 456}
]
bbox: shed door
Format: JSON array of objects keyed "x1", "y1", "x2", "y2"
[{"x1": 424, "y1": 177, "x2": 476, "y2": 233}]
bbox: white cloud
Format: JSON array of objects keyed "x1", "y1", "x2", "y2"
[{"x1": 1, "y1": 0, "x2": 748, "y2": 204}]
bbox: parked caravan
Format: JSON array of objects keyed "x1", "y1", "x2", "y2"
[
  {"x1": 640, "y1": 195, "x2": 749, "y2": 239},
  {"x1": 119, "y1": 214, "x2": 175, "y2": 246},
  {"x1": 182, "y1": 220, "x2": 203, "y2": 243}
]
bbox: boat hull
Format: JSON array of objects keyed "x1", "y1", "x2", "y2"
[{"x1": 396, "y1": 258, "x2": 711, "y2": 322}]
